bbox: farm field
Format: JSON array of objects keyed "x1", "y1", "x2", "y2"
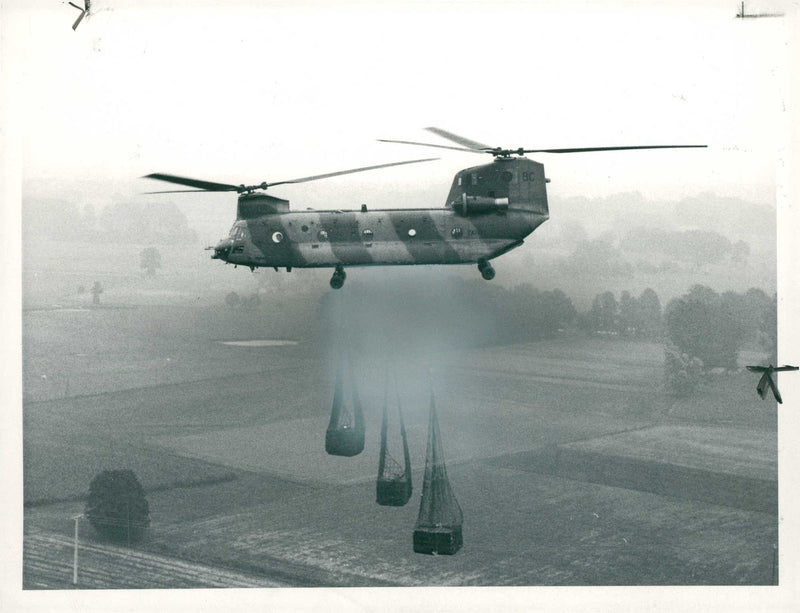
[
  {"x1": 24, "y1": 533, "x2": 285, "y2": 589},
  {"x1": 21, "y1": 297, "x2": 778, "y2": 588}
]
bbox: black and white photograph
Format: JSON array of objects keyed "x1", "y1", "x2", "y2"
[{"x1": 2, "y1": 1, "x2": 798, "y2": 611}]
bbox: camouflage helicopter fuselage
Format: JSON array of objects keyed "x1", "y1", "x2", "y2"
[{"x1": 212, "y1": 157, "x2": 549, "y2": 286}]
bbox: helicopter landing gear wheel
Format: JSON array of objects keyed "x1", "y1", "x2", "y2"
[
  {"x1": 330, "y1": 265, "x2": 346, "y2": 289},
  {"x1": 478, "y1": 259, "x2": 495, "y2": 281}
]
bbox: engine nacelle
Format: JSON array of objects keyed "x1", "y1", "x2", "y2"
[{"x1": 456, "y1": 194, "x2": 509, "y2": 216}]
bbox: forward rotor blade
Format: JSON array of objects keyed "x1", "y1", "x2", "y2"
[
  {"x1": 267, "y1": 157, "x2": 439, "y2": 187},
  {"x1": 68, "y1": 1, "x2": 83, "y2": 9},
  {"x1": 521, "y1": 145, "x2": 707, "y2": 154},
  {"x1": 773, "y1": 365, "x2": 799, "y2": 372},
  {"x1": 142, "y1": 173, "x2": 240, "y2": 192},
  {"x1": 377, "y1": 139, "x2": 478, "y2": 153},
  {"x1": 425, "y1": 127, "x2": 492, "y2": 150},
  {"x1": 746, "y1": 366, "x2": 768, "y2": 373}
]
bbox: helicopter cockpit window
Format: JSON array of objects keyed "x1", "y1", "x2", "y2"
[
  {"x1": 451, "y1": 227, "x2": 463, "y2": 238},
  {"x1": 318, "y1": 230, "x2": 328, "y2": 241}
]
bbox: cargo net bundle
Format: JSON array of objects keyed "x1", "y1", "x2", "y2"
[
  {"x1": 376, "y1": 383, "x2": 412, "y2": 507},
  {"x1": 325, "y1": 360, "x2": 365, "y2": 457},
  {"x1": 413, "y1": 393, "x2": 463, "y2": 555}
]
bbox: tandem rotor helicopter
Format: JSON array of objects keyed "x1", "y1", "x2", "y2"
[{"x1": 144, "y1": 128, "x2": 706, "y2": 289}]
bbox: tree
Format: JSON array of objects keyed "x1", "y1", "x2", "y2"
[
  {"x1": 664, "y1": 344, "x2": 703, "y2": 397},
  {"x1": 587, "y1": 291, "x2": 618, "y2": 334},
  {"x1": 85, "y1": 470, "x2": 150, "y2": 543},
  {"x1": 91, "y1": 281, "x2": 103, "y2": 305},
  {"x1": 665, "y1": 286, "x2": 745, "y2": 369},
  {"x1": 505, "y1": 285, "x2": 577, "y2": 339},
  {"x1": 98, "y1": 201, "x2": 197, "y2": 244},
  {"x1": 560, "y1": 239, "x2": 633, "y2": 279},
  {"x1": 225, "y1": 291, "x2": 241, "y2": 307},
  {"x1": 760, "y1": 293, "x2": 777, "y2": 362},
  {"x1": 637, "y1": 288, "x2": 663, "y2": 338},
  {"x1": 140, "y1": 247, "x2": 162, "y2": 277},
  {"x1": 617, "y1": 290, "x2": 637, "y2": 336}
]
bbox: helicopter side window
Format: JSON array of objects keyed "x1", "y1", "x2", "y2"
[
  {"x1": 471, "y1": 174, "x2": 478, "y2": 186},
  {"x1": 451, "y1": 227, "x2": 462, "y2": 239},
  {"x1": 362, "y1": 229, "x2": 373, "y2": 240},
  {"x1": 318, "y1": 230, "x2": 328, "y2": 241}
]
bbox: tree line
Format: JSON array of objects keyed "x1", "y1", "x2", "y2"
[{"x1": 24, "y1": 198, "x2": 197, "y2": 244}]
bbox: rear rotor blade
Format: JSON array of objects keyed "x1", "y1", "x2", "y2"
[
  {"x1": 377, "y1": 139, "x2": 478, "y2": 153},
  {"x1": 425, "y1": 127, "x2": 492, "y2": 150},
  {"x1": 142, "y1": 173, "x2": 240, "y2": 192},
  {"x1": 268, "y1": 157, "x2": 439, "y2": 187},
  {"x1": 521, "y1": 145, "x2": 707, "y2": 154},
  {"x1": 383, "y1": 129, "x2": 707, "y2": 157},
  {"x1": 144, "y1": 189, "x2": 220, "y2": 194}
]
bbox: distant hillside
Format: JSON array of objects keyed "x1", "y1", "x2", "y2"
[
  {"x1": 23, "y1": 197, "x2": 198, "y2": 245},
  {"x1": 495, "y1": 192, "x2": 775, "y2": 309}
]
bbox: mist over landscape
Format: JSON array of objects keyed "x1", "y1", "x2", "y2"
[
  {"x1": 22, "y1": 182, "x2": 776, "y2": 315},
  {"x1": 10, "y1": 0, "x2": 794, "y2": 599}
]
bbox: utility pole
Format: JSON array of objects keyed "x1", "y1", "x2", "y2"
[{"x1": 71, "y1": 514, "x2": 83, "y2": 586}]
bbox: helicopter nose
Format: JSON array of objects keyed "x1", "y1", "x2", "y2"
[{"x1": 211, "y1": 238, "x2": 232, "y2": 260}]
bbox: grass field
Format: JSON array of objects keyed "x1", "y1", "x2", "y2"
[{"x1": 21, "y1": 240, "x2": 778, "y2": 588}]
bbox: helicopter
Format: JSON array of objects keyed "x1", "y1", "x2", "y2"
[
  {"x1": 68, "y1": 0, "x2": 91, "y2": 30},
  {"x1": 735, "y1": 2, "x2": 784, "y2": 18},
  {"x1": 746, "y1": 365, "x2": 798, "y2": 404},
  {"x1": 143, "y1": 128, "x2": 706, "y2": 289}
]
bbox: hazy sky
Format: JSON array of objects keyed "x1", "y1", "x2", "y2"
[{"x1": 4, "y1": 0, "x2": 793, "y2": 208}]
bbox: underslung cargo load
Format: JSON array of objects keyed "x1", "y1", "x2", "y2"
[
  {"x1": 376, "y1": 378, "x2": 412, "y2": 506},
  {"x1": 413, "y1": 392, "x2": 463, "y2": 555},
  {"x1": 325, "y1": 359, "x2": 365, "y2": 457}
]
